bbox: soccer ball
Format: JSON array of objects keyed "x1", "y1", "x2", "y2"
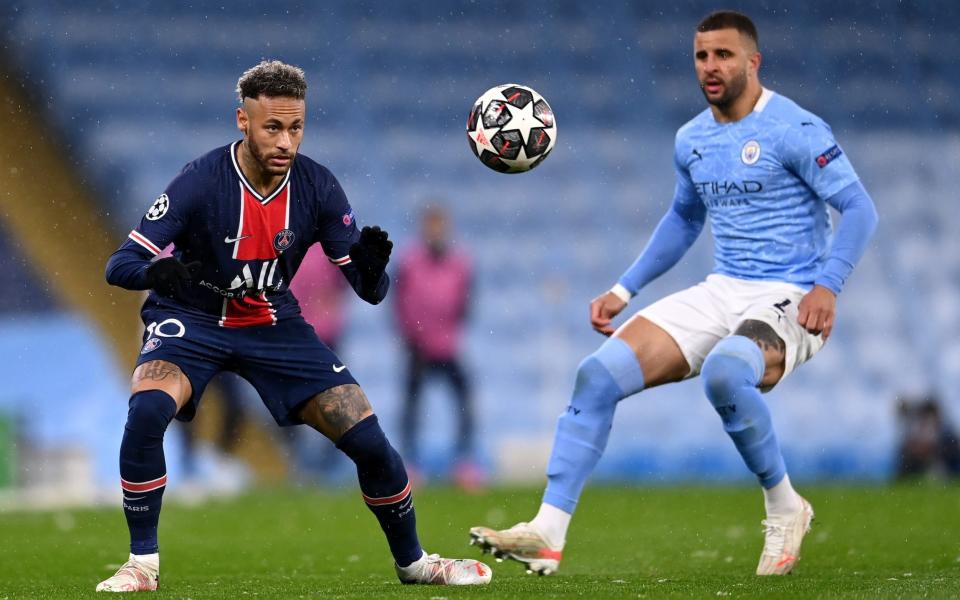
[{"x1": 466, "y1": 84, "x2": 556, "y2": 173}]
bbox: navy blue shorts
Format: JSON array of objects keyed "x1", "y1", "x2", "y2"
[{"x1": 135, "y1": 305, "x2": 357, "y2": 426}]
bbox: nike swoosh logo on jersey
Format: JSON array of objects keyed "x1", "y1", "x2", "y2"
[
  {"x1": 332, "y1": 364, "x2": 347, "y2": 373},
  {"x1": 224, "y1": 234, "x2": 251, "y2": 243}
]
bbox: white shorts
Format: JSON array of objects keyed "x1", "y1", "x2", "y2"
[{"x1": 637, "y1": 274, "x2": 825, "y2": 383}]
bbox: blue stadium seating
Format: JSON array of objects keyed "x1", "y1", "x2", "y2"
[{"x1": 2, "y1": 0, "x2": 958, "y2": 481}]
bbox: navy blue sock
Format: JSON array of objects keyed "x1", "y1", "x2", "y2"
[
  {"x1": 120, "y1": 390, "x2": 177, "y2": 555},
  {"x1": 337, "y1": 415, "x2": 423, "y2": 567}
]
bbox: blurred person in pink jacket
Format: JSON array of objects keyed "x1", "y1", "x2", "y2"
[
  {"x1": 291, "y1": 244, "x2": 350, "y2": 353},
  {"x1": 393, "y1": 206, "x2": 480, "y2": 488},
  {"x1": 287, "y1": 244, "x2": 351, "y2": 478}
]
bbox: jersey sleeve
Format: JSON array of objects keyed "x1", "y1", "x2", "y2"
[
  {"x1": 106, "y1": 164, "x2": 200, "y2": 289},
  {"x1": 313, "y1": 170, "x2": 360, "y2": 266},
  {"x1": 615, "y1": 139, "x2": 706, "y2": 296},
  {"x1": 121, "y1": 164, "x2": 200, "y2": 257},
  {"x1": 311, "y1": 169, "x2": 388, "y2": 304},
  {"x1": 781, "y1": 119, "x2": 860, "y2": 200},
  {"x1": 672, "y1": 136, "x2": 701, "y2": 211}
]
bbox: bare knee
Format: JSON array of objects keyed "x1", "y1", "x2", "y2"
[
  {"x1": 131, "y1": 360, "x2": 192, "y2": 410},
  {"x1": 615, "y1": 316, "x2": 689, "y2": 387},
  {"x1": 733, "y1": 320, "x2": 785, "y2": 389},
  {"x1": 297, "y1": 384, "x2": 373, "y2": 443}
]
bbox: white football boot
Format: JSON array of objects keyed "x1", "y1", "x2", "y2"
[
  {"x1": 469, "y1": 522, "x2": 563, "y2": 575},
  {"x1": 756, "y1": 497, "x2": 815, "y2": 575},
  {"x1": 96, "y1": 553, "x2": 159, "y2": 592},
  {"x1": 395, "y1": 551, "x2": 492, "y2": 585}
]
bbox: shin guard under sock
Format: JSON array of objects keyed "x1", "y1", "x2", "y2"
[
  {"x1": 702, "y1": 336, "x2": 786, "y2": 488},
  {"x1": 543, "y1": 337, "x2": 645, "y2": 514},
  {"x1": 337, "y1": 415, "x2": 423, "y2": 567},
  {"x1": 120, "y1": 389, "x2": 177, "y2": 555}
]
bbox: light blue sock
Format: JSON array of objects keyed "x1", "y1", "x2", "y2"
[
  {"x1": 701, "y1": 336, "x2": 786, "y2": 489},
  {"x1": 543, "y1": 337, "x2": 644, "y2": 513}
]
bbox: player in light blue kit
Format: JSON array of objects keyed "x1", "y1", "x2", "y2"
[{"x1": 470, "y1": 11, "x2": 878, "y2": 576}]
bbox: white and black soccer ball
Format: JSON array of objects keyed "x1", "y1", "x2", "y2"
[{"x1": 466, "y1": 84, "x2": 556, "y2": 173}]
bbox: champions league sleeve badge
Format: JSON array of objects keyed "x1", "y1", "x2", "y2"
[{"x1": 146, "y1": 194, "x2": 170, "y2": 220}]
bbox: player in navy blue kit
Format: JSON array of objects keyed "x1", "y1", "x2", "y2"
[
  {"x1": 96, "y1": 60, "x2": 491, "y2": 592},
  {"x1": 471, "y1": 12, "x2": 879, "y2": 576}
]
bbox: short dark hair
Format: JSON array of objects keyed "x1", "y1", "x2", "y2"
[
  {"x1": 236, "y1": 60, "x2": 307, "y2": 103},
  {"x1": 696, "y1": 10, "x2": 759, "y2": 48}
]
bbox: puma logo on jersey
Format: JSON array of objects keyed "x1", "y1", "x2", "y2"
[{"x1": 224, "y1": 234, "x2": 251, "y2": 244}]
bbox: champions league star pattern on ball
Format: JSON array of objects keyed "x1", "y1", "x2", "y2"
[{"x1": 466, "y1": 84, "x2": 556, "y2": 173}]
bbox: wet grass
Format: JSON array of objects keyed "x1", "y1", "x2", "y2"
[{"x1": 1, "y1": 483, "x2": 958, "y2": 598}]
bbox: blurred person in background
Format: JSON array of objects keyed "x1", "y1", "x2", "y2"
[
  {"x1": 470, "y1": 10, "x2": 878, "y2": 577},
  {"x1": 291, "y1": 244, "x2": 351, "y2": 354},
  {"x1": 895, "y1": 394, "x2": 960, "y2": 479},
  {"x1": 98, "y1": 60, "x2": 491, "y2": 591},
  {"x1": 287, "y1": 244, "x2": 351, "y2": 479},
  {"x1": 393, "y1": 206, "x2": 480, "y2": 489}
]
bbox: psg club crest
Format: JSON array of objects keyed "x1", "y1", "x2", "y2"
[
  {"x1": 146, "y1": 194, "x2": 170, "y2": 221},
  {"x1": 140, "y1": 337, "x2": 162, "y2": 355},
  {"x1": 741, "y1": 140, "x2": 761, "y2": 165},
  {"x1": 274, "y1": 229, "x2": 295, "y2": 252}
]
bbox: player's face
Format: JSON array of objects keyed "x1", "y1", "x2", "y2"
[
  {"x1": 237, "y1": 95, "x2": 305, "y2": 176},
  {"x1": 423, "y1": 211, "x2": 448, "y2": 252},
  {"x1": 694, "y1": 29, "x2": 759, "y2": 108}
]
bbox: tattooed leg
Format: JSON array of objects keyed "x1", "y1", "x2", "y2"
[
  {"x1": 299, "y1": 384, "x2": 424, "y2": 566},
  {"x1": 131, "y1": 360, "x2": 192, "y2": 411},
  {"x1": 115, "y1": 360, "x2": 190, "y2": 560},
  {"x1": 701, "y1": 323, "x2": 790, "y2": 489},
  {"x1": 733, "y1": 319, "x2": 786, "y2": 390},
  {"x1": 297, "y1": 384, "x2": 374, "y2": 443}
]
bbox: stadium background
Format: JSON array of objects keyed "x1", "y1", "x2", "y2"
[{"x1": 0, "y1": 0, "x2": 957, "y2": 505}]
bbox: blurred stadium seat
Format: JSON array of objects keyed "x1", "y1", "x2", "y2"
[{"x1": 1, "y1": 0, "x2": 957, "y2": 489}]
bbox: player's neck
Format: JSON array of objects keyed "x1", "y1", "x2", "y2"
[
  {"x1": 237, "y1": 140, "x2": 286, "y2": 196},
  {"x1": 710, "y1": 82, "x2": 764, "y2": 124}
]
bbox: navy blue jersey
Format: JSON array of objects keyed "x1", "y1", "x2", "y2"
[{"x1": 108, "y1": 141, "x2": 386, "y2": 327}]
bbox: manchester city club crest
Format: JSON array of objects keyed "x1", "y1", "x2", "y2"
[
  {"x1": 741, "y1": 140, "x2": 761, "y2": 165},
  {"x1": 273, "y1": 229, "x2": 295, "y2": 252}
]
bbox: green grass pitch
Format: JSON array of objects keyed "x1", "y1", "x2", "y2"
[{"x1": 1, "y1": 483, "x2": 957, "y2": 598}]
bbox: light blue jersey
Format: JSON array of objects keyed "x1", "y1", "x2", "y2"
[{"x1": 673, "y1": 89, "x2": 860, "y2": 286}]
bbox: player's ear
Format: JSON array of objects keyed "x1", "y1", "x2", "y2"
[
  {"x1": 236, "y1": 107, "x2": 248, "y2": 135},
  {"x1": 750, "y1": 51, "x2": 762, "y2": 76}
]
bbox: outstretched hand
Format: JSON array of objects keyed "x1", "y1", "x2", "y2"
[
  {"x1": 146, "y1": 257, "x2": 202, "y2": 298},
  {"x1": 589, "y1": 291, "x2": 628, "y2": 336},
  {"x1": 349, "y1": 225, "x2": 393, "y2": 280},
  {"x1": 797, "y1": 284, "x2": 836, "y2": 341}
]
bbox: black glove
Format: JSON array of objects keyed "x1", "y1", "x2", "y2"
[
  {"x1": 349, "y1": 225, "x2": 393, "y2": 284},
  {"x1": 146, "y1": 257, "x2": 202, "y2": 298}
]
